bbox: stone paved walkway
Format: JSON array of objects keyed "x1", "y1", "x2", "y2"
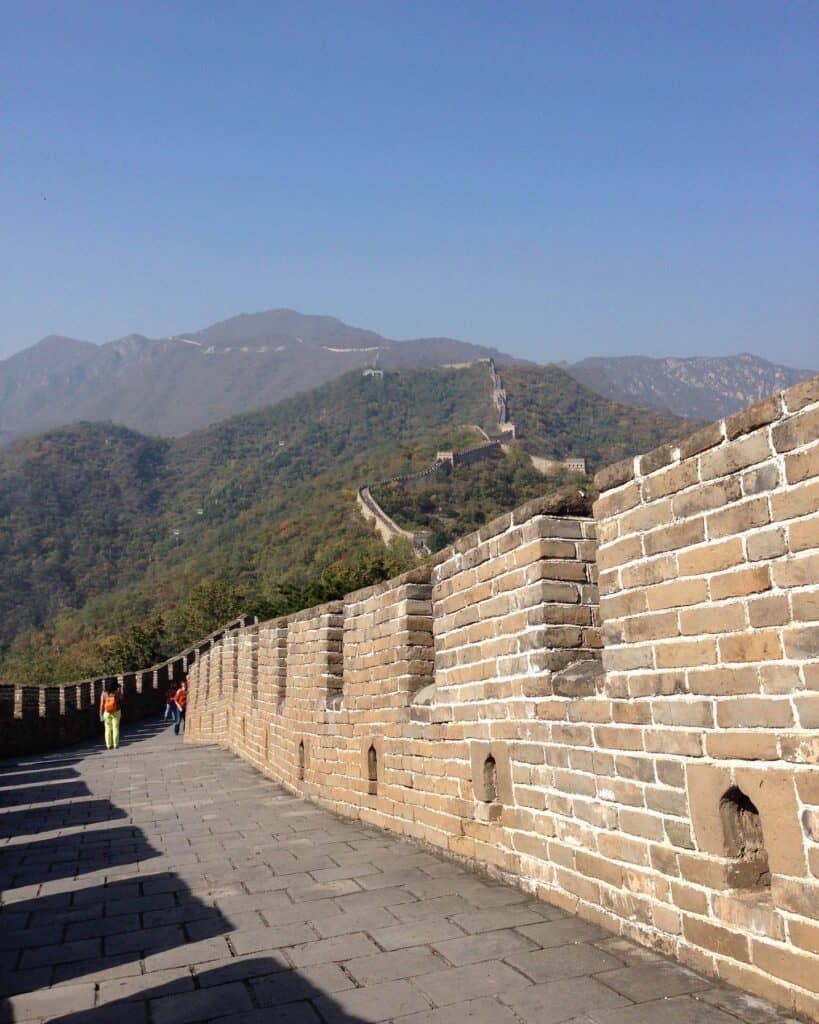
[{"x1": 0, "y1": 720, "x2": 799, "y2": 1024}]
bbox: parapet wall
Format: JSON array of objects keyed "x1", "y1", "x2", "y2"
[
  {"x1": 185, "y1": 374, "x2": 819, "y2": 1021},
  {"x1": 3, "y1": 374, "x2": 817, "y2": 1018},
  {"x1": 0, "y1": 616, "x2": 256, "y2": 756}
]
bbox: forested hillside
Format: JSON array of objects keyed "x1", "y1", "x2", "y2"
[{"x1": 0, "y1": 362, "x2": 689, "y2": 684}]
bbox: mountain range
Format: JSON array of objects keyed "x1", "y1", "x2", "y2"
[
  {"x1": 1, "y1": 309, "x2": 814, "y2": 442},
  {"x1": 0, "y1": 361, "x2": 689, "y2": 684}
]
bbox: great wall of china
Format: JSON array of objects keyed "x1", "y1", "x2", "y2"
[
  {"x1": 356, "y1": 359, "x2": 586, "y2": 552},
  {"x1": 1, "y1": 375, "x2": 818, "y2": 1018}
]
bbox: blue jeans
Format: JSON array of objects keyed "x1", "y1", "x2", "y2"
[{"x1": 172, "y1": 705, "x2": 185, "y2": 735}]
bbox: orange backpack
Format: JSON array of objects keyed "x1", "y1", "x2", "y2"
[{"x1": 102, "y1": 691, "x2": 120, "y2": 714}]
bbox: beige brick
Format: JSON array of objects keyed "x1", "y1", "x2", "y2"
[
  {"x1": 678, "y1": 421, "x2": 723, "y2": 460},
  {"x1": 746, "y1": 527, "x2": 788, "y2": 562},
  {"x1": 642, "y1": 460, "x2": 699, "y2": 501},
  {"x1": 716, "y1": 698, "x2": 793, "y2": 729},
  {"x1": 790, "y1": 516, "x2": 819, "y2": 553},
  {"x1": 771, "y1": 477, "x2": 819, "y2": 522},
  {"x1": 725, "y1": 394, "x2": 782, "y2": 440},
  {"x1": 719, "y1": 630, "x2": 782, "y2": 664},
  {"x1": 773, "y1": 404, "x2": 819, "y2": 452},
  {"x1": 682, "y1": 916, "x2": 750, "y2": 962},
  {"x1": 792, "y1": 591, "x2": 819, "y2": 622},
  {"x1": 751, "y1": 939, "x2": 819, "y2": 994},
  {"x1": 707, "y1": 497, "x2": 771, "y2": 539},
  {"x1": 700, "y1": 432, "x2": 772, "y2": 481},
  {"x1": 747, "y1": 594, "x2": 789, "y2": 628},
  {"x1": 655, "y1": 638, "x2": 717, "y2": 669},
  {"x1": 783, "y1": 375, "x2": 819, "y2": 412},
  {"x1": 672, "y1": 477, "x2": 740, "y2": 518},
  {"x1": 621, "y1": 554, "x2": 677, "y2": 589},
  {"x1": 679, "y1": 603, "x2": 745, "y2": 635},
  {"x1": 594, "y1": 480, "x2": 641, "y2": 519},
  {"x1": 710, "y1": 565, "x2": 771, "y2": 601},
  {"x1": 647, "y1": 579, "x2": 709, "y2": 612},
  {"x1": 786, "y1": 445, "x2": 819, "y2": 485},
  {"x1": 644, "y1": 518, "x2": 706, "y2": 557},
  {"x1": 772, "y1": 552, "x2": 819, "y2": 588},
  {"x1": 623, "y1": 611, "x2": 680, "y2": 643},
  {"x1": 782, "y1": 625, "x2": 819, "y2": 659},
  {"x1": 687, "y1": 666, "x2": 759, "y2": 696},
  {"x1": 678, "y1": 538, "x2": 744, "y2": 577},
  {"x1": 705, "y1": 732, "x2": 779, "y2": 760}
]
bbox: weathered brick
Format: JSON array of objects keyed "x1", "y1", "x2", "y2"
[
  {"x1": 678, "y1": 421, "x2": 723, "y2": 460},
  {"x1": 783, "y1": 374, "x2": 819, "y2": 412},
  {"x1": 655, "y1": 638, "x2": 717, "y2": 669},
  {"x1": 643, "y1": 518, "x2": 705, "y2": 557},
  {"x1": 707, "y1": 496, "x2": 770, "y2": 539},
  {"x1": 700, "y1": 432, "x2": 772, "y2": 481},
  {"x1": 725, "y1": 394, "x2": 782, "y2": 440},
  {"x1": 677, "y1": 538, "x2": 743, "y2": 577},
  {"x1": 719, "y1": 630, "x2": 782, "y2": 664},
  {"x1": 716, "y1": 698, "x2": 793, "y2": 729},
  {"x1": 710, "y1": 565, "x2": 771, "y2": 600},
  {"x1": 646, "y1": 579, "x2": 709, "y2": 612},
  {"x1": 745, "y1": 527, "x2": 787, "y2": 562},
  {"x1": 679, "y1": 603, "x2": 745, "y2": 635},
  {"x1": 786, "y1": 445, "x2": 819, "y2": 485}
]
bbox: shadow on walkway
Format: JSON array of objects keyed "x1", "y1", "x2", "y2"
[{"x1": 0, "y1": 716, "x2": 368, "y2": 1023}]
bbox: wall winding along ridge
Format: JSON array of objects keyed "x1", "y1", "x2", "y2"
[{"x1": 2, "y1": 375, "x2": 817, "y2": 1018}]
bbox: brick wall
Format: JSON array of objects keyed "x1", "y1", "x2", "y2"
[
  {"x1": 4, "y1": 374, "x2": 817, "y2": 1018},
  {"x1": 185, "y1": 376, "x2": 819, "y2": 1020}
]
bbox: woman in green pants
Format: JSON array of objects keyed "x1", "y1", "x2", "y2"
[{"x1": 99, "y1": 678, "x2": 122, "y2": 749}]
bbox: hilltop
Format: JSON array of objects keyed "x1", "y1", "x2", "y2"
[
  {"x1": 0, "y1": 309, "x2": 518, "y2": 442},
  {"x1": 3, "y1": 309, "x2": 814, "y2": 445},
  {"x1": 0, "y1": 362, "x2": 690, "y2": 683}
]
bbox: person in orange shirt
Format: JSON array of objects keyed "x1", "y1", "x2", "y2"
[
  {"x1": 99, "y1": 678, "x2": 123, "y2": 749},
  {"x1": 173, "y1": 679, "x2": 188, "y2": 736}
]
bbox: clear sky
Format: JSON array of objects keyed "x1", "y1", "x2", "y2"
[{"x1": 2, "y1": 1, "x2": 817, "y2": 365}]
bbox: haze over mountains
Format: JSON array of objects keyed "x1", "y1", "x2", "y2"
[{"x1": 1, "y1": 309, "x2": 814, "y2": 444}]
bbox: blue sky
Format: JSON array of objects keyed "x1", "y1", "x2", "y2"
[{"x1": 1, "y1": 1, "x2": 816, "y2": 365}]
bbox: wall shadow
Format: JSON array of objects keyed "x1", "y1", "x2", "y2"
[
  {"x1": 0, "y1": 781, "x2": 90, "y2": 808},
  {"x1": 0, "y1": 725, "x2": 367, "y2": 1024}
]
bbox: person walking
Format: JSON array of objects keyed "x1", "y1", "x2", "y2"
[
  {"x1": 99, "y1": 678, "x2": 123, "y2": 750},
  {"x1": 164, "y1": 682, "x2": 177, "y2": 722},
  {"x1": 173, "y1": 679, "x2": 188, "y2": 736}
]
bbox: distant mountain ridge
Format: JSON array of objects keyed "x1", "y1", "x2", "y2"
[
  {"x1": 567, "y1": 353, "x2": 815, "y2": 421},
  {"x1": 2, "y1": 310, "x2": 813, "y2": 440},
  {"x1": 0, "y1": 309, "x2": 518, "y2": 442}
]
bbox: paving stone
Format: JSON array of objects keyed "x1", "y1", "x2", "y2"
[
  {"x1": 394, "y1": 996, "x2": 521, "y2": 1024},
  {"x1": 344, "y1": 947, "x2": 444, "y2": 985},
  {"x1": 314, "y1": 978, "x2": 432, "y2": 1022},
  {"x1": 192, "y1": 952, "x2": 289, "y2": 986},
  {"x1": 98, "y1": 966, "x2": 195, "y2": 1004},
  {"x1": 19, "y1": 937, "x2": 101, "y2": 969},
  {"x1": 230, "y1": 922, "x2": 317, "y2": 955},
  {"x1": 586, "y1": 995, "x2": 740, "y2": 1024},
  {"x1": 390, "y1": 895, "x2": 474, "y2": 923},
  {"x1": 433, "y1": 928, "x2": 537, "y2": 965},
  {"x1": 288, "y1": 931, "x2": 382, "y2": 966},
  {"x1": 597, "y1": 963, "x2": 712, "y2": 1002},
  {"x1": 413, "y1": 960, "x2": 532, "y2": 1006},
  {"x1": 501, "y1": 976, "x2": 632, "y2": 1023},
  {"x1": 516, "y1": 918, "x2": 608, "y2": 948},
  {"x1": 251, "y1": 963, "x2": 356, "y2": 1006},
  {"x1": 0, "y1": 981, "x2": 96, "y2": 1021},
  {"x1": 449, "y1": 906, "x2": 545, "y2": 934},
  {"x1": 151, "y1": 981, "x2": 254, "y2": 1024},
  {"x1": 312, "y1": 906, "x2": 399, "y2": 938},
  {"x1": 105, "y1": 923, "x2": 184, "y2": 955},
  {"x1": 370, "y1": 917, "x2": 465, "y2": 951},
  {"x1": 143, "y1": 936, "x2": 232, "y2": 972},
  {"x1": 506, "y1": 943, "x2": 623, "y2": 983}
]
